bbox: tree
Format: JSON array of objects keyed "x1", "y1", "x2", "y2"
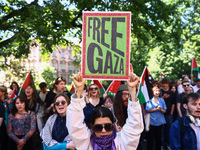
[
  {"x1": 0, "y1": 57, "x2": 29, "y2": 85},
  {"x1": 41, "y1": 66, "x2": 56, "y2": 89},
  {"x1": 0, "y1": 0, "x2": 181, "y2": 59}
]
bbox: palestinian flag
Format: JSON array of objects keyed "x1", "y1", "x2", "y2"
[
  {"x1": 70, "y1": 85, "x2": 76, "y2": 94},
  {"x1": 10, "y1": 88, "x2": 16, "y2": 99},
  {"x1": 160, "y1": 73, "x2": 164, "y2": 78},
  {"x1": 137, "y1": 66, "x2": 153, "y2": 104},
  {"x1": 106, "y1": 81, "x2": 121, "y2": 96},
  {"x1": 93, "y1": 80, "x2": 105, "y2": 96},
  {"x1": 18, "y1": 71, "x2": 36, "y2": 96},
  {"x1": 191, "y1": 57, "x2": 199, "y2": 79},
  {"x1": 192, "y1": 57, "x2": 199, "y2": 72}
]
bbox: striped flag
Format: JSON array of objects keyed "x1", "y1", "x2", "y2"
[
  {"x1": 137, "y1": 66, "x2": 153, "y2": 104},
  {"x1": 160, "y1": 73, "x2": 164, "y2": 78},
  {"x1": 70, "y1": 85, "x2": 76, "y2": 94},
  {"x1": 10, "y1": 88, "x2": 16, "y2": 99},
  {"x1": 93, "y1": 80, "x2": 105, "y2": 96},
  {"x1": 18, "y1": 71, "x2": 36, "y2": 96},
  {"x1": 191, "y1": 57, "x2": 199, "y2": 79},
  {"x1": 106, "y1": 81, "x2": 121, "y2": 96},
  {"x1": 192, "y1": 57, "x2": 199, "y2": 72}
]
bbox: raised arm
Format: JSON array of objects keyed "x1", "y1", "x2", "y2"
[
  {"x1": 115, "y1": 64, "x2": 144, "y2": 149},
  {"x1": 127, "y1": 64, "x2": 139, "y2": 102},
  {"x1": 66, "y1": 64, "x2": 91, "y2": 149}
]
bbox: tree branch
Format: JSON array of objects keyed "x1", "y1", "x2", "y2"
[
  {"x1": 71, "y1": 0, "x2": 102, "y2": 27},
  {"x1": 0, "y1": 0, "x2": 39, "y2": 27}
]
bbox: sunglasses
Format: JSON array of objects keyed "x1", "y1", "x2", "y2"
[
  {"x1": 55, "y1": 101, "x2": 66, "y2": 106},
  {"x1": 93, "y1": 123, "x2": 114, "y2": 133},
  {"x1": 89, "y1": 87, "x2": 98, "y2": 91},
  {"x1": 105, "y1": 100, "x2": 113, "y2": 104},
  {"x1": 122, "y1": 92, "x2": 130, "y2": 97},
  {"x1": 183, "y1": 84, "x2": 190, "y2": 87}
]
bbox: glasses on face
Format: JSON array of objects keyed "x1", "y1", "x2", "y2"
[
  {"x1": 89, "y1": 87, "x2": 98, "y2": 91},
  {"x1": 55, "y1": 101, "x2": 66, "y2": 106},
  {"x1": 93, "y1": 123, "x2": 114, "y2": 133},
  {"x1": 105, "y1": 100, "x2": 113, "y2": 104},
  {"x1": 122, "y1": 92, "x2": 130, "y2": 97},
  {"x1": 183, "y1": 84, "x2": 190, "y2": 87}
]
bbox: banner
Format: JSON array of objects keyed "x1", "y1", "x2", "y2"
[{"x1": 82, "y1": 12, "x2": 131, "y2": 80}]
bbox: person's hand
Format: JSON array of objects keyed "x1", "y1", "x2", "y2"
[
  {"x1": 6, "y1": 99, "x2": 12, "y2": 105},
  {"x1": 103, "y1": 92, "x2": 107, "y2": 99},
  {"x1": 17, "y1": 139, "x2": 26, "y2": 150},
  {"x1": 66, "y1": 141, "x2": 76, "y2": 150},
  {"x1": 157, "y1": 106, "x2": 161, "y2": 111},
  {"x1": 127, "y1": 64, "x2": 139, "y2": 102},
  {"x1": 162, "y1": 93, "x2": 170, "y2": 99},
  {"x1": 83, "y1": 90, "x2": 89, "y2": 103},
  {"x1": 73, "y1": 64, "x2": 85, "y2": 98},
  {"x1": 115, "y1": 122, "x2": 122, "y2": 132},
  {"x1": 127, "y1": 64, "x2": 139, "y2": 89},
  {"x1": 191, "y1": 73, "x2": 193, "y2": 78}
]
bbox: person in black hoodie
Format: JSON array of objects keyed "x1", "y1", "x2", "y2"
[{"x1": 45, "y1": 77, "x2": 71, "y2": 116}]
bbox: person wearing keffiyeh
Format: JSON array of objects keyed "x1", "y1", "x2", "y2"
[
  {"x1": 67, "y1": 64, "x2": 144, "y2": 150},
  {"x1": 40, "y1": 93, "x2": 75, "y2": 150}
]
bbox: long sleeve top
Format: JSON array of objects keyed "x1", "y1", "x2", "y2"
[
  {"x1": 67, "y1": 95, "x2": 144, "y2": 150},
  {"x1": 7, "y1": 111, "x2": 36, "y2": 143},
  {"x1": 40, "y1": 114, "x2": 71, "y2": 149}
]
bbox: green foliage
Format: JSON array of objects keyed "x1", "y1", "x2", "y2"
[
  {"x1": 0, "y1": 0, "x2": 180, "y2": 58},
  {"x1": 41, "y1": 66, "x2": 56, "y2": 89},
  {"x1": 0, "y1": 59, "x2": 29, "y2": 86},
  {"x1": 1, "y1": 0, "x2": 200, "y2": 82}
]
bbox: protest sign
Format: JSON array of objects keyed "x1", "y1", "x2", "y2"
[{"x1": 82, "y1": 12, "x2": 131, "y2": 80}]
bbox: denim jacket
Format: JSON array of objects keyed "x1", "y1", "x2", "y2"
[{"x1": 169, "y1": 116, "x2": 197, "y2": 150}]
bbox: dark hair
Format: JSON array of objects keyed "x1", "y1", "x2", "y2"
[
  {"x1": 53, "y1": 77, "x2": 66, "y2": 92},
  {"x1": 182, "y1": 75, "x2": 189, "y2": 81},
  {"x1": 84, "y1": 84, "x2": 88, "y2": 92},
  {"x1": 53, "y1": 93, "x2": 70, "y2": 114},
  {"x1": 24, "y1": 85, "x2": 37, "y2": 110},
  {"x1": 103, "y1": 95, "x2": 114, "y2": 104},
  {"x1": 183, "y1": 93, "x2": 200, "y2": 105},
  {"x1": 182, "y1": 80, "x2": 189, "y2": 84},
  {"x1": 152, "y1": 80, "x2": 158, "y2": 85},
  {"x1": 55, "y1": 77, "x2": 66, "y2": 85},
  {"x1": 195, "y1": 79, "x2": 200, "y2": 83},
  {"x1": 39, "y1": 82, "x2": 47, "y2": 89},
  {"x1": 12, "y1": 96, "x2": 29, "y2": 115},
  {"x1": 10, "y1": 82, "x2": 20, "y2": 91},
  {"x1": 90, "y1": 106, "x2": 114, "y2": 125},
  {"x1": 113, "y1": 91, "x2": 127, "y2": 127},
  {"x1": 161, "y1": 78, "x2": 171, "y2": 85}
]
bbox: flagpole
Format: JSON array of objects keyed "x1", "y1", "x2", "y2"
[
  {"x1": 191, "y1": 57, "x2": 193, "y2": 75},
  {"x1": 136, "y1": 66, "x2": 147, "y2": 97}
]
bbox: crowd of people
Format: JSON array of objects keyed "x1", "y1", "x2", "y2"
[{"x1": 0, "y1": 66, "x2": 200, "y2": 150}]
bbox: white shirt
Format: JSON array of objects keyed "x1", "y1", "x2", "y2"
[
  {"x1": 67, "y1": 96, "x2": 144, "y2": 150},
  {"x1": 177, "y1": 84, "x2": 184, "y2": 94},
  {"x1": 190, "y1": 123, "x2": 200, "y2": 150},
  {"x1": 192, "y1": 85, "x2": 200, "y2": 93}
]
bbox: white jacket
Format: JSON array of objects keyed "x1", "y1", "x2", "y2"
[{"x1": 67, "y1": 96, "x2": 144, "y2": 150}]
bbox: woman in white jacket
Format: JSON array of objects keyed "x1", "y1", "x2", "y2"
[{"x1": 67, "y1": 65, "x2": 144, "y2": 150}]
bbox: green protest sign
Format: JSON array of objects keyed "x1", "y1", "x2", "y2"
[{"x1": 82, "y1": 12, "x2": 131, "y2": 80}]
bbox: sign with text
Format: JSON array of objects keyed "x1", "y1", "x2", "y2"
[{"x1": 82, "y1": 12, "x2": 131, "y2": 80}]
